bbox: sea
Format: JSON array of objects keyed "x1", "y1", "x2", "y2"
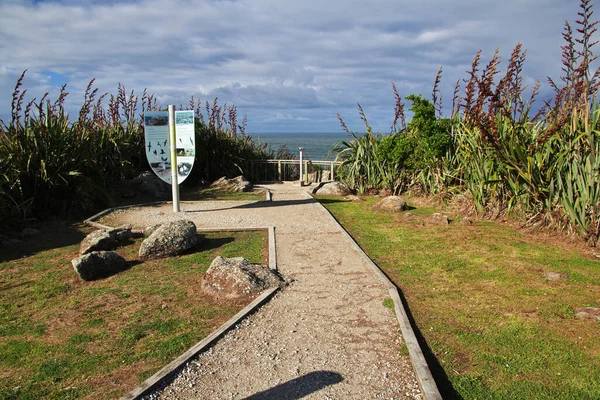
[{"x1": 249, "y1": 132, "x2": 349, "y2": 161}]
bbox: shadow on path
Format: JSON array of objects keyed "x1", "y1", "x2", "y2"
[
  {"x1": 183, "y1": 197, "x2": 350, "y2": 213},
  {"x1": 242, "y1": 371, "x2": 343, "y2": 400}
]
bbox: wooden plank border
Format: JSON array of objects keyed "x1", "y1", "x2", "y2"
[
  {"x1": 120, "y1": 287, "x2": 280, "y2": 400},
  {"x1": 309, "y1": 192, "x2": 442, "y2": 400}
]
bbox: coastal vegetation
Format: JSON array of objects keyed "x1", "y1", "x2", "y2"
[
  {"x1": 335, "y1": 0, "x2": 600, "y2": 246},
  {"x1": 0, "y1": 80, "x2": 271, "y2": 227}
]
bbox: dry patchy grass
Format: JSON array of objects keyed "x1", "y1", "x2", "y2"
[{"x1": 0, "y1": 223, "x2": 266, "y2": 399}]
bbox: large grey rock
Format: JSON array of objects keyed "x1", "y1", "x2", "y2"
[
  {"x1": 80, "y1": 225, "x2": 138, "y2": 255},
  {"x1": 201, "y1": 256, "x2": 284, "y2": 300},
  {"x1": 132, "y1": 171, "x2": 170, "y2": 198},
  {"x1": 210, "y1": 176, "x2": 252, "y2": 192},
  {"x1": 372, "y1": 196, "x2": 408, "y2": 212},
  {"x1": 72, "y1": 251, "x2": 127, "y2": 281},
  {"x1": 80, "y1": 230, "x2": 117, "y2": 254},
  {"x1": 312, "y1": 181, "x2": 352, "y2": 196},
  {"x1": 345, "y1": 195, "x2": 364, "y2": 202},
  {"x1": 138, "y1": 220, "x2": 198, "y2": 259}
]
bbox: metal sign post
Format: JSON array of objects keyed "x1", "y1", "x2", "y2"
[
  {"x1": 298, "y1": 147, "x2": 304, "y2": 186},
  {"x1": 168, "y1": 105, "x2": 180, "y2": 212}
]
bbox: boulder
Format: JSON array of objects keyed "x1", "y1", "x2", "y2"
[
  {"x1": 138, "y1": 220, "x2": 198, "y2": 259},
  {"x1": 426, "y1": 213, "x2": 449, "y2": 225},
  {"x1": 144, "y1": 224, "x2": 163, "y2": 236},
  {"x1": 108, "y1": 225, "x2": 141, "y2": 241},
  {"x1": 72, "y1": 251, "x2": 127, "y2": 281},
  {"x1": 201, "y1": 256, "x2": 284, "y2": 300},
  {"x1": 459, "y1": 217, "x2": 473, "y2": 226},
  {"x1": 80, "y1": 230, "x2": 117, "y2": 255},
  {"x1": 210, "y1": 176, "x2": 252, "y2": 192},
  {"x1": 372, "y1": 196, "x2": 408, "y2": 212},
  {"x1": 80, "y1": 225, "x2": 139, "y2": 255},
  {"x1": 312, "y1": 181, "x2": 352, "y2": 196}
]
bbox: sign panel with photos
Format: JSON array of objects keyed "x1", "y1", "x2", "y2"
[{"x1": 143, "y1": 110, "x2": 195, "y2": 184}]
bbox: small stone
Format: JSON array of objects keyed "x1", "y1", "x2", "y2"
[
  {"x1": 427, "y1": 213, "x2": 449, "y2": 225},
  {"x1": 459, "y1": 217, "x2": 473, "y2": 225},
  {"x1": 372, "y1": 196, "x2": 408, "y2": 212},
  {"x1": 312, "y1": 181, "x2": 352, "y2": 196},
  {"x1": 108, "y1": 225, "x2": 134, "y2": 241},
  {"x1": 210, "y1": 176, "x2": 252, "y2": 192},
  {"x1": 575, "y1": 307, "x2": 600, "y2": 321},
  {"x1": 543, "y1": 272, "x2": 568, "y2": 281},
  {"x1": 344, "y1": 195, "x2": 364, "y2": 202}
]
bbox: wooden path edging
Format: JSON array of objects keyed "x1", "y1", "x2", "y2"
[
  {"x1": 120, "y1": 287, "x2": 280, "y2": 400},
  {"x1": 82, "y1": 195, "x2": 280, "y2": 399},
  {"x1": 308, "y1": 192, "x2": 442, "y2": 400}
]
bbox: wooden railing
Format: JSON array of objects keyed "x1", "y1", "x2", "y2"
[{"x1": 248, "y1": 159, "x2": 342, "y2": 183}]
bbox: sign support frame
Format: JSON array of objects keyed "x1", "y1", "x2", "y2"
[{"x1": 168, "y1": 105, "x2": 180, "y2": 212}]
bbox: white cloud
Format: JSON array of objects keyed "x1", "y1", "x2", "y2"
[{"x1": 0, "y1": 0, "x2": 586, "y2": 132}]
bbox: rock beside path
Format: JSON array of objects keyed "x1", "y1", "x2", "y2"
[
  {"x1": 139, "y1": 220, "x2": 198, "y2": 259},
  {"x1": 80, "y1": 225, "x2": 140, "y2": 255},
  {"x1": 201, "y1": 256, "x2": 284, "y2": 300},
  {"x1": 72, "y1": 251, "x2": 127, "y2": 281},
  {"x1": 312, "y1": 181, "x2": 352, "y2": 196},
  {"x1": 211, "y1": 176, "x2": 252, "y2": 192},
  {"x1": 372, "y1": 196, "x2": 408, "y2": 212}
]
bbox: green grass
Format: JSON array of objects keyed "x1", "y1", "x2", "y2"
[
  {"x1": 0, "y1": 225, "x2": 266, "y2": 399},
  {"x1": 317, "y1": 195, "x2": 600, "y2": 399}
]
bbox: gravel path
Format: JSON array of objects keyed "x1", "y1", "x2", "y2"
[{"x1": 103, "y1": 183, "x2": 422, "y2": 399}]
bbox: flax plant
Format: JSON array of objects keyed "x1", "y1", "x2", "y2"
[
  {"x1": 0, "y1": 72, "x2": 270, "y2": 224},
  {"x1": 334, "y1": 105, "x2": 386, "y2": 194}
]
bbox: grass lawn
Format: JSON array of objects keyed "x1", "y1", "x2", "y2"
[
  {"x1": 317, "y1": 195, "x2": 600, "y2": 399},
  {"x1": 0, "y1": 222, "x2": 266, "y2": 399}
]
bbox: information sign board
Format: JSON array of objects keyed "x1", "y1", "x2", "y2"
[{"x1": 143, "y1": 110, "x2": 195, "y2": 184}]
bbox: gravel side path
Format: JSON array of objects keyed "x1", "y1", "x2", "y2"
[{"x1": 102, "y1": 183, "x2": 422, "y2": 399}]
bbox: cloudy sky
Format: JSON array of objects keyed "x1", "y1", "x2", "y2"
[{"x1": 0, "y1": 0, "x2": 586, "y2": 133}]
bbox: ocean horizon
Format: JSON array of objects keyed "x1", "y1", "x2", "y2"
[{"x1": 249, "y1": 132, "x2": 349, "y2": 161}]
